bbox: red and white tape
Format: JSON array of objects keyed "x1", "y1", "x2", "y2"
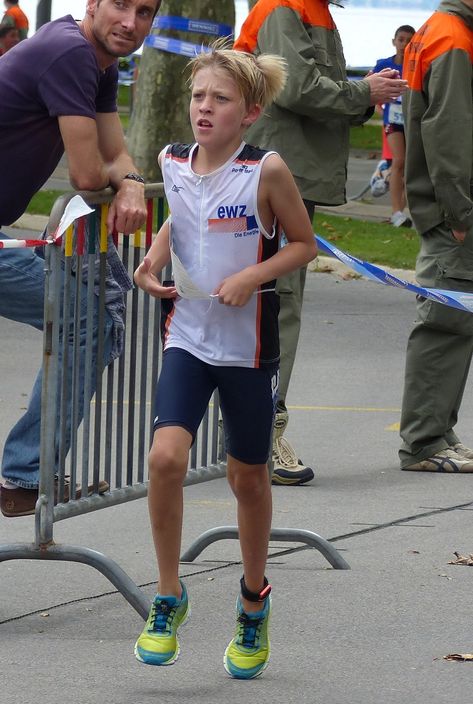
[{"x1": 0, "y1": 196, "x2": 93, "y2": 250}]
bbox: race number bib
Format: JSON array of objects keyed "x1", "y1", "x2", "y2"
[{"x1": 388, "y1": 102, "x2": 404, "y2": 126}]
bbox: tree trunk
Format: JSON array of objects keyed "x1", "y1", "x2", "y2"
[{"x1": 127, "y1": 0, "x2": 235, "y2": 181}]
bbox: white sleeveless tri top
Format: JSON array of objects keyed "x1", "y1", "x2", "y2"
[{"x1": 161, "y1": 141, "x2": 280, "y2": 368}]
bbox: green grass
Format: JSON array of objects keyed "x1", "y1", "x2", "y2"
[
  {"x1": 118, "y1": 83, "x2": 131, "y2": 108},
  {"x1": 314, "y1": 213, "x2": 419, "y2": 270},
  {"x1": 349, "y1": 122, "x2": 383, "y2": 151},
  {"x1": 26, "y1": 190, "x2": 67, "y2": 216},
  {"x1": 119, "y1": 112, "x2": 130, "y2": 131},
  {"x1": 25, "y1": 194, "x2": 418, "y2": 270}
]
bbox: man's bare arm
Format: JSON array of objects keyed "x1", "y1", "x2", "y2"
[
  {"x1": 58, "y1": 115, "x2": 109, "y2": 191},
  {"x1": 97, "y1": 112, "x2": 147, "y2": 233},
  {"x1": 59, "y1": 113, "x2": 146, "y2": 234}
]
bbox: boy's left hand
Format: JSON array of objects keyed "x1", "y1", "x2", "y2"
[{"x1": 214, "y1": 269, "x2": 258, "y2": 307}]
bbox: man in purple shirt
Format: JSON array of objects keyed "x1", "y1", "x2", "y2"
[{"x1": 0, "y1": 0, "x2": 161, "y2": 517}]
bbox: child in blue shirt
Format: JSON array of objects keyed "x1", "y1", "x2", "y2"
[{"x1": 373, "y1": 24, "x2": 415, "y2": 228}]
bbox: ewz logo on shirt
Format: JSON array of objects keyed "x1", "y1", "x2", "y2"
[
  {"x1": 208, "y1": 205, "x2": 259, "y2": 238},
  {"x1": 217, "y1": 204, "x2": 247, "y2": 218}
]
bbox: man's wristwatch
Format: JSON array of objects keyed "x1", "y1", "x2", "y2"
[{"x1": 123, "y1": 172, "x2": 145, "y2": 184}]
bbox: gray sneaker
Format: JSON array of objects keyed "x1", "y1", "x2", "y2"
[
  {"x1": 271, "y1": 411, "x2": 314, "y2": 486},
  {"x1": 451, "y1": 443, "x2": 473, "y2": 460},
  {"x1": 403, "y1": 448, "x2": 473, "y2": 473}
]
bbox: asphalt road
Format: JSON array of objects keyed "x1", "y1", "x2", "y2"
[
  {"x1": 346, "y1": 152, "x2": 390, "y2": 202},
  {"x1": 4, "y1": 153, "x2": 473, "y2": 704},
  {"x1": 2, "y1": 264, "x2": 473, "y2": 703}
]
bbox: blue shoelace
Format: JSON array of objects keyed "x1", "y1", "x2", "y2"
[
  {"x1": 149, "y1": 599, "x2": 177, "y2": 634},
  {"x1": 237, "y1": 613, "x2": 263, "y2": 649}
]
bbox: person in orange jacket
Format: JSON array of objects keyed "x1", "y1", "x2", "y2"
[
  {"x1": 1, "y1": 0, "x2": 29, "y2": 41},
  {"x1": 235, "y1": 0, "x2": 408, "y2": 486},
  {"x1": 400, "y1": 0, "x2": 473, "y2": 473},
  {"x1": 0, "y1": 23, "x2": 19, "y2": 54}
]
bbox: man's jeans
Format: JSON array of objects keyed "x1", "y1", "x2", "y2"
[{"x1": 0, "y1": 232, "x2": 113, "y2": 488}]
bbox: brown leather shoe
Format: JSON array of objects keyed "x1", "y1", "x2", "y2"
[{"x1": 0, "y1": 478, "x2": 109, "y2": 517}]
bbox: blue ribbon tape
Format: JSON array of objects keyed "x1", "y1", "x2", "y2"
[
  {"x1": 145, "y1": 34, "x2": 211, "y2": 58},
  {"x1": 153, "y1": 15, "x2": 233, "y2": 37},
  {"x1": 316, "y1": 234, "x2": 473, "y2": 313}
]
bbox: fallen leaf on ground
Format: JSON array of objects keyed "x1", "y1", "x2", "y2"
[
  {"x1": 448, "y1": 551, "x2": 473, "y2": 566},
  {"x1": 340, "y1": 271, "x2": 361, "y2": 280},
  {"x1": 313, "y1": 262, "x2": 336, "y2": 273},
  {"x1": 322, "y1": 223, "x2": 336, "y2": 232},
  {"x1": 444, "y1": 653, "x2": 473, "y2": 661}
]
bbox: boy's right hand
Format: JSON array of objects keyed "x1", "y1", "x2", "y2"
[{"x1": 134, "y1": 256, "x2": 178, "y2": 299}]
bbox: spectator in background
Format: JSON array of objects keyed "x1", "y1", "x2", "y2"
[
  {"x1": 0, "y1": 0, "x2": 160, "y2": 518},
  {"x1": 1, "y1": 0, "x2": 28, "y2": 40},
  {"x1": 373, "y1": 25, "x2": 415, "y2": 228},
  {"x1": 235, "y1": 0, "x2": 408, "y2": 486},
  {"x1": 0, "y1": 23, "x2": 18, "y2": 54}
]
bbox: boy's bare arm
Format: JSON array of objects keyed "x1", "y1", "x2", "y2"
[
  {"x1": 134, "y1": 220, "x2": 177, "y2": 299},
  {"x1": 215, "y1": 155, "x2": 317, "y2": 307}
]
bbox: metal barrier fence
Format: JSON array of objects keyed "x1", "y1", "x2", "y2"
[{"x1": 0, "y1": 184, "x2": 348, "y2": 621}]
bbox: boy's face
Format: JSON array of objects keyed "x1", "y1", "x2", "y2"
[
  {"x1": 393, "y1": 30, "x2": 414, "y2": 57},
  {"x1": 190, "y1": 67, "x2": 260, "y2": 151},
  {"x1": 86, "y1": 0, "x2": 159, "y2": 58}
]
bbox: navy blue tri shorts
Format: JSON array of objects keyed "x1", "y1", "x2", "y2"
[
  {"x1": 384, "y1": 123, "x2": 404, "y2": 136},
  {"x1": 153, "y1": 347, "x2": 279, "y2": 465}
]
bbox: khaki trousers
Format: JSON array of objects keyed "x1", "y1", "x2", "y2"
[
  {"x1": 399, "y1": 222, "x2": 473, "y2": 467},
  {"x1": 276, "y1": 199, "x2": 315, "y2": 414}
]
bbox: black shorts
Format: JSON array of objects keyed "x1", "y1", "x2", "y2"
[
  {"x1": 384, "y1": 123, "x2": 404, "y2": 136},
  {"x1": 153, "y1": 347, "x2": 279, "y2": 464}
]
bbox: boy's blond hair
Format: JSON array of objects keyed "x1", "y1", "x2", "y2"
[{"x1": 188, "y1": 41, "x2": 287, "y2": 109}]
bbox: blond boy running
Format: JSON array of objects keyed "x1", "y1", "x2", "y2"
[{"x1": 133, "y1": 45, "x2": 317, "y2": 679}]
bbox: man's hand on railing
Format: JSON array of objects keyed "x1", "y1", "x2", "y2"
[{"x1": 107, "y1": 178, "x2": 147, "y2": 235}]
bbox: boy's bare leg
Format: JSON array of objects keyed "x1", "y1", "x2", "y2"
[
  {"x1": 226, "y1": 454, "x2": 272, "y2": 613},
  {"x1": 387, "y1": 130, "x2": 406, "y2": 214},
  {"x1": 147, "y1": 425, "x2": 192, "y2": 598}
]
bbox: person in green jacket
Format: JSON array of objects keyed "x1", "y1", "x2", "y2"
[
  {"x1": 1, "y1": 0, "x2": 28, "y2": 41},
  {"x1": 400, "y1": 0, "x2": 473, "y2": 473},
  {"x1": 235, "y1": 0, "x2": 408, "y2": 485}
]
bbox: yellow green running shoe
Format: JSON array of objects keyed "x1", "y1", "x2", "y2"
[
  {"x1": 223, "y1": 595, "x2": 271, "y2": 679},
  {"x1": 134, "y1": 581, "x2": 190, "y2": 666}
]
